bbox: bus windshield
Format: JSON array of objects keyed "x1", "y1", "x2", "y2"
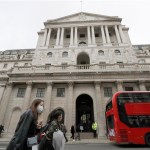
[{"x1": 117, "y1": 93, "x2": 150, "y2": 128}]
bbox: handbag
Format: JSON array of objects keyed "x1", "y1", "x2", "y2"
[{"x1": 27, "y1": 136, "x2": 38, "y2": 147}]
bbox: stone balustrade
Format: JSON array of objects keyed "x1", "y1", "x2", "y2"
[{"x1": 10, "y1": 63, "x2": 150, "y2": 74}]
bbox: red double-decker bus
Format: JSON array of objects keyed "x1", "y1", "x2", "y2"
[{"x1": 105, "y1": 91, "x2": 150, "y2": 146}]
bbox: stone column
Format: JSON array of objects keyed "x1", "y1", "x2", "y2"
[
  {"x1": 91, "y1": 26, "x2": 96, "y2": 45},
  {"x1": 70, "y1": 27, "x2": 74, "y2": 46},
  {"x1": 46, "y1": 28, "x2": 52, "y2": 46},
  {"x1": 66, "y1": 82, "x2": 74, "y2": 133},
  {"x1": 22, "y1": 82, "x2": 32, "y2": 112},
  {"x1": 95, "y1": 82, "x2": 105, "y2": 137},
  {"x1": 55, "y1": 28, "x2": 61, "y2": 46},
  {"x1": 105, "y1": 26, "x2": 111, "y2": 44},
  {"x1": 44, "y1": 82, "x2": 53, "y2": 123},
  {"x1": 87, "y1": 26, "x2": 92, "y2": 45},
  {"x1": 114, "y1": 25, "x2": 121, "y2": 44},
  {"x1": 0, "y1": 85, "x2": 6, "y2": 105},
  {"x1": 42, "y1": 29, "x2": 48, "y2": 46},
  {"x1": 139, "y1": 81, "x2": 146, "y2": 91},
  {"x1": 101, "y1": 26, "x2": 106, "y2": 44},
  {"x1": 117, "y1": 81, "x2": 124, "y2": 91},
  {"x1": 119, "y1": 25, "x2": 126, "y2": 43},
  {"x1": 74, "y1": 27, "x2": 78, "y2": 46},
  {"x1": 0, "y1": 82, "x2": 13, "y2": 125},
  {"x1": 60, "y1": 28, "x2": 64, "y2": 47}
]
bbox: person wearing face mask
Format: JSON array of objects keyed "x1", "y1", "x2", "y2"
[{"x1": 6, "y1": 99, "x2": 44, "y2": 150}]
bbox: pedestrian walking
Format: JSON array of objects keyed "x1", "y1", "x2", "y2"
[
  {"x1": 75, "y1": 124, "x2": 80, "y2": 141},
  {"x1": 6, "y1": 99, "x2": 44, "y2": 150},
  {"x1": 38, "y1": 110, "x2": 65, "y2": 150},
  {"x1": 70, "y1": 125, "x2": 75, "y2": 140},
  {"x1": 0, "y1": 125, "x2": 4, "y2": 137},
  {"x1": 92, "y1": 121, "x2": 98, "y2": 138}
]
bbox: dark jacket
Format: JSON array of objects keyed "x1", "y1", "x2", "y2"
[
  {"x1": 6, "y1": 109, "x2": 37, "y2": 150},
  {"x1": 71, "y1": 126, "x2": 75, "y2": 133},
  {"x1": 46, "y1": 120, "x2": 61, "y2": 141}
]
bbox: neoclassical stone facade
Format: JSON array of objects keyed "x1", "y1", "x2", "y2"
[{"x1": 0, "y1": 12, "x2": 150, "y2": 137}]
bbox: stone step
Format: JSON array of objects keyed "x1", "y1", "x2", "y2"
[{"x1": 77, "y1": 132, "x2": 94, "y2": 139}]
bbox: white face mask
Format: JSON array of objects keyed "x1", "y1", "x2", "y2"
[{"x1": 37, "y1": 105, "x2": 44, "y2": 114}]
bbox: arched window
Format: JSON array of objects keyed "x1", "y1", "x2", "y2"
[
  {"x1": 62, "y1": 51, "x2": 68, "y2": 57},
  {"x1": 138, "y1": 59, "x2": 145, "y2": 64},
  {"x1": 98, "y1": 50, "x2": 104, "y2": 55},
  {"x1": 115, "y1": 50, "x2": 121, "y2": 55},
  {"x1": 79, "y1": 41, "x2": 86, "y2": 45},
  {"x1": 47, "y1": 52, "x2": 53, "y2": 57}
]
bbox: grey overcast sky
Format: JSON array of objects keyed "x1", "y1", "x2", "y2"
[{"x1": 0, "y1": 0, "x2": 150, "y2": 51}]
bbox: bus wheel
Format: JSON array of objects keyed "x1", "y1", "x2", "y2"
[{"x1": 145, "y1": 133, "x2": 150, "y2": 146}]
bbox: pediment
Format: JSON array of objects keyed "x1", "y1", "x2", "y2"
[{"x1": 46, "y1": 12, "x2": 121, "y2": 24}]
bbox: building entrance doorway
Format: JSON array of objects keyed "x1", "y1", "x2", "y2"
[{"x1": 76, "y1": 94, "x2": 94, "y2": 132}]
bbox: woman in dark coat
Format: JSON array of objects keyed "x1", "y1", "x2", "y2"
[{"x1": 6, "y1": 99, "x2": 44, "y2": 150}]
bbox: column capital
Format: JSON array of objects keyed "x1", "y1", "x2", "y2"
[
  {"x1": 139, "y1": 80, "x2": 146, "y2": 84},
  {"x1": 116, "y1": 80, "x2": 124, "y2": 84},
  {"x1": 26, "y1": 81, "x2": 32, "y2": 86},
  {"x1": 6, "y1": 82, "x2": 13, "y2": 87},
  {"x1": 68, "y1": 81, "x2": 74, "y2": 87},
  {"x1": 94, "y1": 81, "x2": 101, "y2": 86},
  {"x1": 47, "y1": 81, "x2": 53, "y2": 86}
]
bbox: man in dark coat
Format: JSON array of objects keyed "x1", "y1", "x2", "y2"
[
  {"x1": 0, "y1": 125, "x2": 4, "y2": 137},
  {"x1": 6, "y1": 109, "x2": 37, "y2": 150}
]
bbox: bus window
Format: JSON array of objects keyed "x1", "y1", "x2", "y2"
[
  {"x1": 107, "y1": 115, "x2": 114, "y2": 129},
  {"x1": 139, "y1": 116, "x2": 150, "y2": 127},
  {"x1": 128, "y1": 116, "x2": 140, "y2": 127},
  {"x1": 133, "y1": 93, "x2": 150, "y2": 103},
  {"x1": 106, "y1": 100, "x2": 112, "y2": 111}
]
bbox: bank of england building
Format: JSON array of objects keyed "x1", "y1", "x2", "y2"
[{"x1": 0, "y1": 12, "x2": 150, "y2": 137}]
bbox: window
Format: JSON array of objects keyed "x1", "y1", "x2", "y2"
[
  {"x1": 66, "y1": 35, "x2": 70, "y2": 38},
  {"x1": 36, "y1": 88, "x2": 45, "y2": 97},
  {"x1": 47, "y1": 52, "x2": 53, "y2": 57},
  {"x1": 57, "y1": 88, "x2": 65, "y2": 97},
  {"x1": 107, "y1": 115, "x2": 114, "y2": 129},
  {"x1": 125, "y1": 87, "x2": 134, "y2": 91},
  {"x1": 117, "y1": 62, "x2": 124, "y2": 68},
  {"x1": 54, "y1": 35, "x2": 57, "y2": 39},
  {"x1": 106, "y1": 100, "x2": 112, "y2": 111},
  {"x1": 95, "y1": 33, "x2": 99, "y2": 37},
  {"x1": 115, "y1": 50, "x2": 121, "y2": 55},
  {"x1": 98, "y1": 50, "x2": 104, "y2": 55},
  {"x1": 99, "y1": 62, "x2": 106, "y2": 69},
  {"x1": 146, "y1": 87, "x2": 150, "y2": 91},
  {"x1": 61, "y1": 63, "x2": 68, "y2": 69},
  {"x1": 79, "y1": 41, "x2": 86, "y2": 45},
  {"x1": 3, "y1": 64, "x2": 8, "y2": 68},
  {"x1": 104, "y1": 87, "x2": 113, "y2": 97},
  {"x1": 138, "y1": 59, "x2": 145, "y2": 64},
  {"x1": 17, "y1": 88, "x2": 26, "y2": 97},
  {"x1": 62, "y1": 52, "x2": 68, "y2": 57},
  {"x1": 45, "y1": 64, "x2": 51, "y2": 69},
  {"x1": 80, "y1": 34, "x2": 85, "y2": 38},
  {"x1": 24, "y1": 63, "x2": 28, "y2": 67}
]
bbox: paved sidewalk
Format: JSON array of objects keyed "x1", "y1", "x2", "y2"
[
  {"x1": 67, "y1": 137, "x2": 111, "y2": 144},
  {"x1": 0, "y1": 137, "x2": 111, "y2": 144}
]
